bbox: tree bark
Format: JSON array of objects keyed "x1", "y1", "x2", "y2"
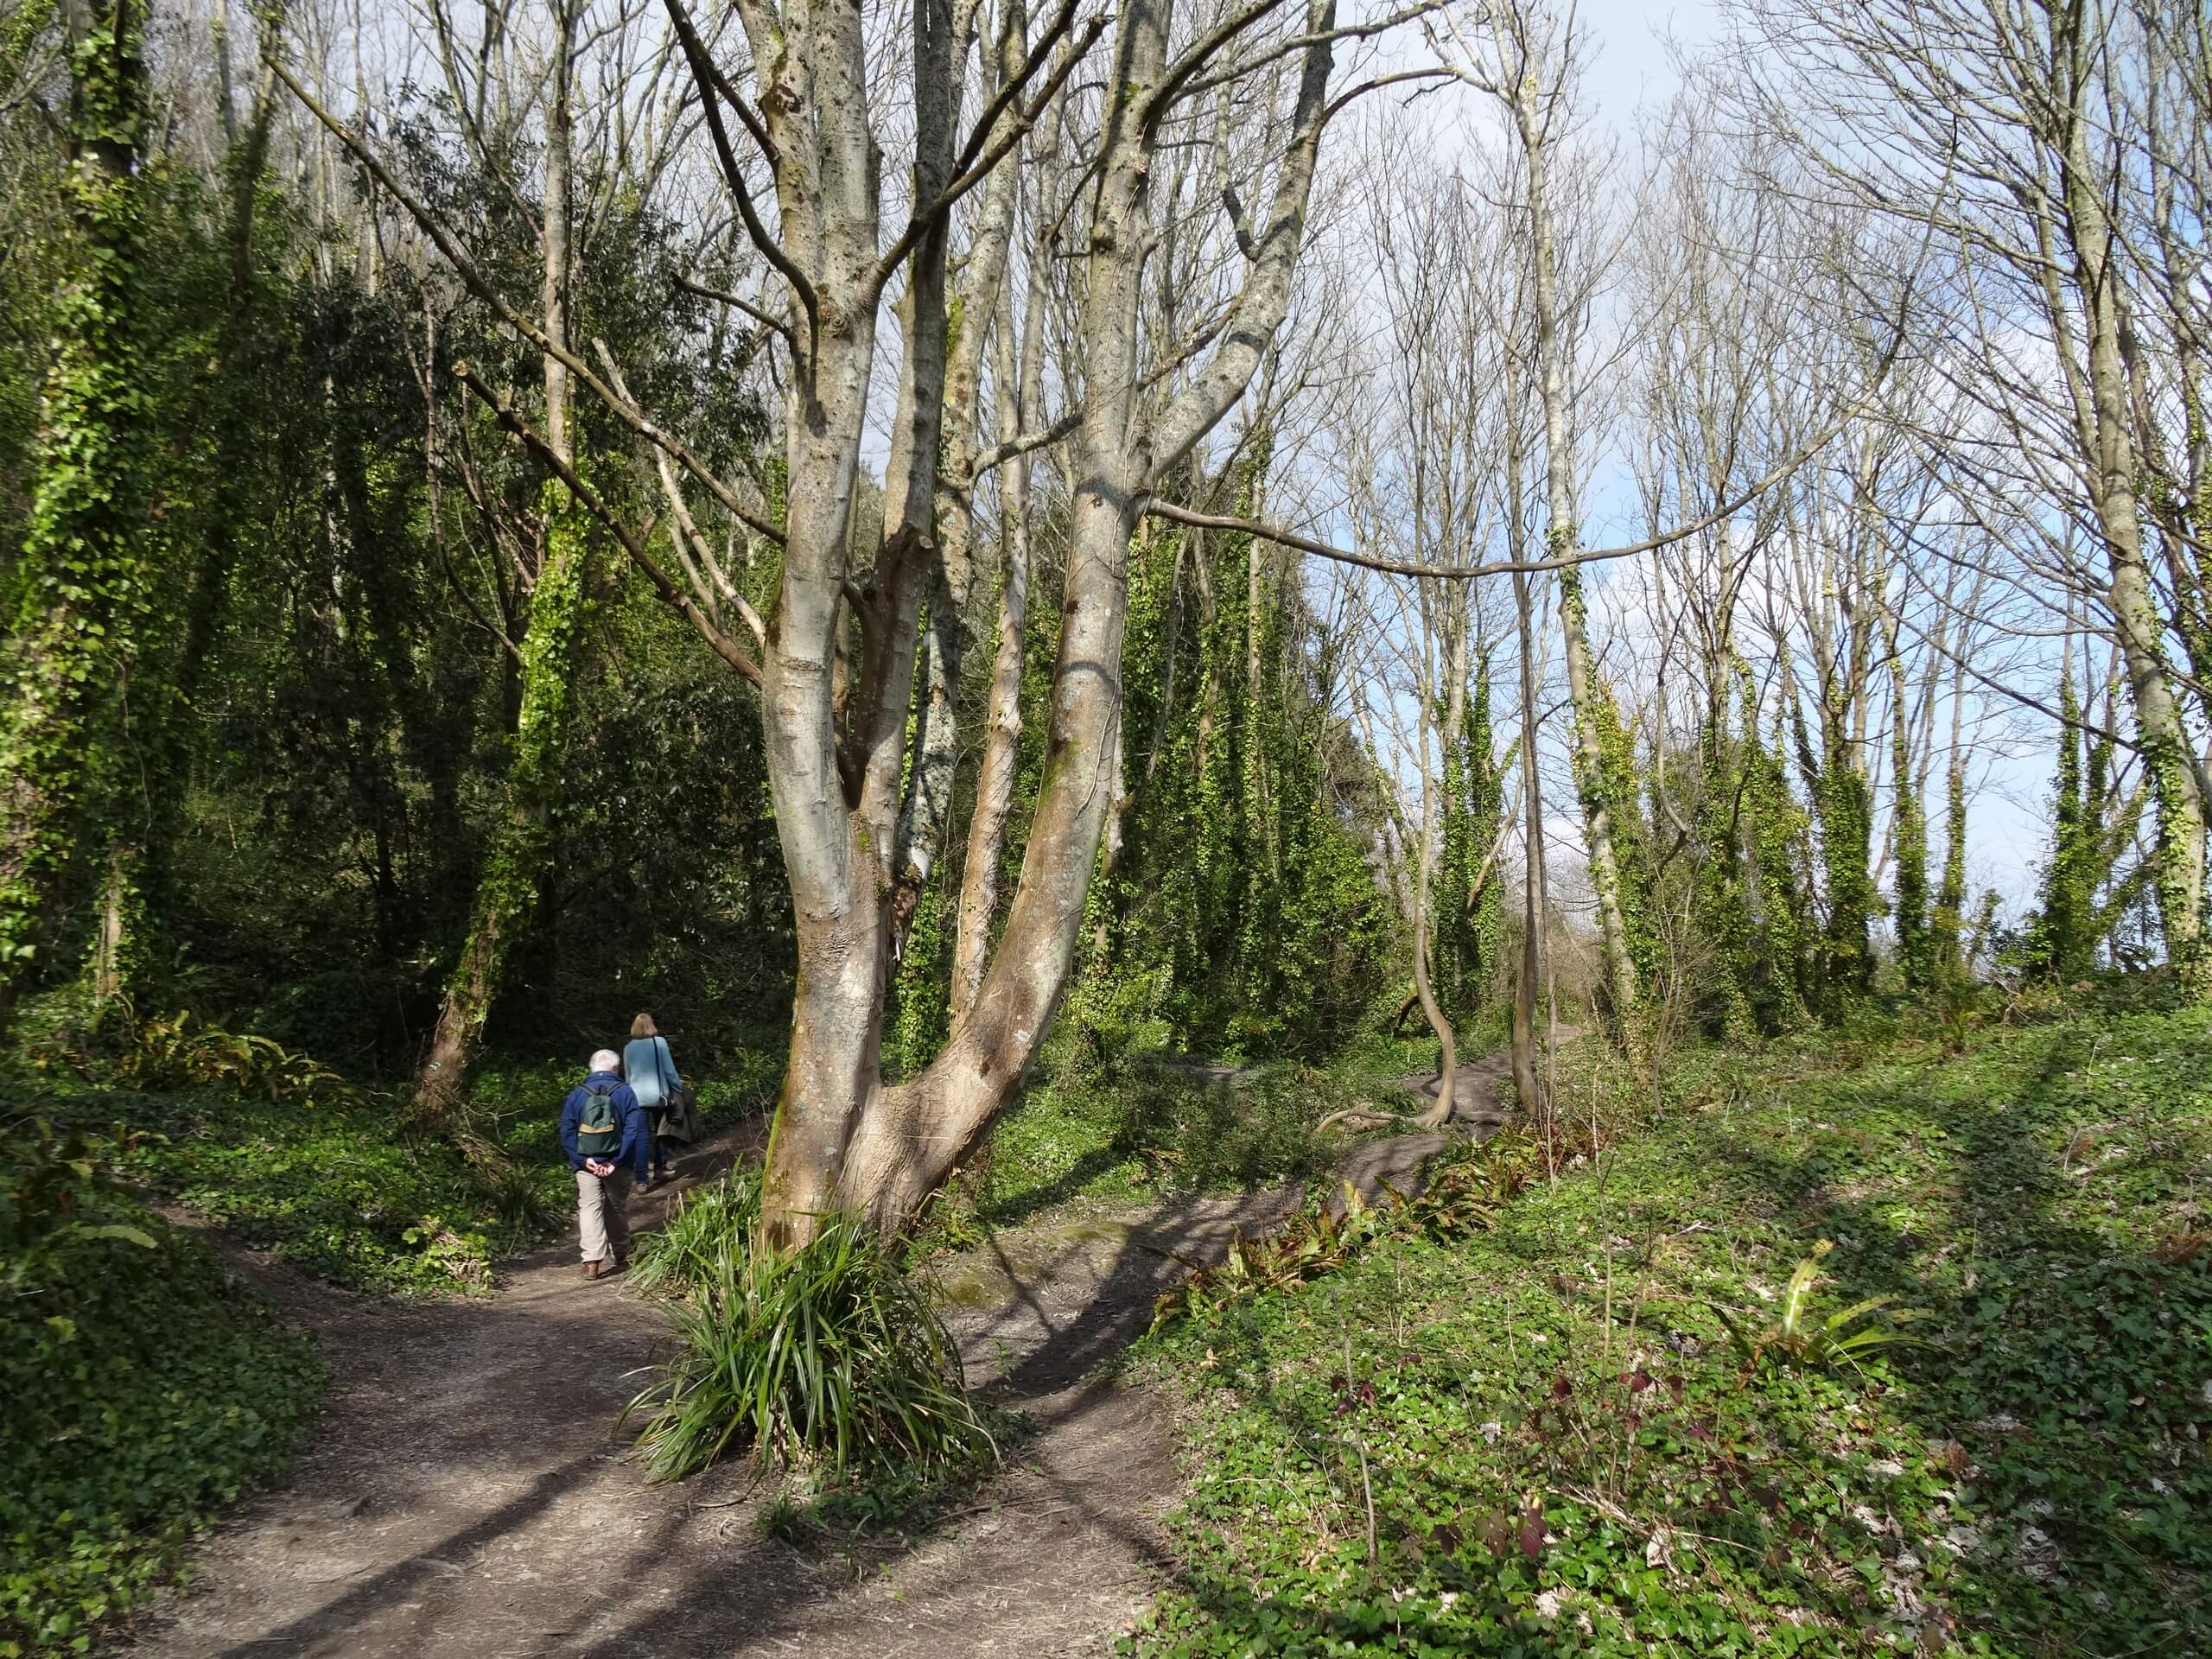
[
  {"x1": 950, "y1": 218, "x2": 1051, "y2": 1017},
  {"x1": 1412, "y1": 623, "x2": 1469, "y2": 1130},
  {"x1": 749, "y1": 0, "x2": 912, "y2": 1242},
  {"x1": 1510, "y1": 566, "x2": 1548, "y2": 1124},
  {"x1": 414, "y1": 4, "x2": 585, "y2": 1115},
  {"x1": 0, "y1": 0, "x2": 149, "y2": 1004},
  {"x1": 892, "y1": 0, "x2": 1031, "y2": 950},
  {"x1": 830, "y1": 0, "x2": 1341, "y2": 1230},
  {"x1": 2062, "y1": 74, "x2": 2209, "y2": 982},
  {"x1": 1510, "y1": 70, "x2": 1641, "y2": 1046}
]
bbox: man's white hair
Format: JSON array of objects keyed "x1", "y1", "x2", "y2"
[{"x1": 589, "y1": 1048, "x2": 622, "y2": 1074}]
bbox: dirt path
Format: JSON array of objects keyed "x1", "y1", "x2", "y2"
[
  {"x1": 118, "y1": 1123, "x2": 1331, "y2": 1659},
  {"x1": 119, "y1": 1052, "x2": 1534, "y2": 1659}
]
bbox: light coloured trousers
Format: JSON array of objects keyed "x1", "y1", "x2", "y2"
[{"x1": 575, "y1": 1166, "x2": 633, "y2": 1264}]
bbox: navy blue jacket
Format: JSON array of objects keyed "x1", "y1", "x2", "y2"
[{"x1": 560, "y1": 1072, "x2": 650, "y2": 1178}]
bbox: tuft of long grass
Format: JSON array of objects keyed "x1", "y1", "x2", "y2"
[
  {"x1": 627, "y1": 1168, "x2": 762, "y2": 1298},
  {"x1": 627, "y1": 1174, "x2": 994, "y2": 1480}
]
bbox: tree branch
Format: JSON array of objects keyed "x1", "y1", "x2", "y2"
[
  {"x1": 662, "y1": 0, "x2": 819, "y2": 330},
  {"x1": 868, "y1": 1, "x2": 1104, "y2": 298},
  {"x1": 269, "y1": 53, "x2": 785, "y2": 547},
  {"x1": 1147, "y1": 356, "x2": 1916, "y2": 581},
  {"x1": 454, "y1": 361, "x2": 763, "y2": 686},
  {"x1": 672, "y1": 271, "x2": 794, "y2": 346}
]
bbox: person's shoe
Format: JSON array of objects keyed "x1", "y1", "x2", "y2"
[
  {"x1": 582, "y1": 1260, "x2": 603, "y2": 1281},
  {"x1": 635, "y1": 1179, "x2": 656, "y2": 1195}
]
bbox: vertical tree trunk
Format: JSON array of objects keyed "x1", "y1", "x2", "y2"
[
  {"x1": 950, "y1": 249, "x2": 1048, "y2": 1017},
  {"x1": 830, "y1": 0, "x2": 1340, "y2": 1229},
  {"x1": 0, "y1": 0, "x2": 149, "y2": 1004},
  {"x1": 1884, "y1": 613, "x2": 1930, "y2": 988},
  {"x1": 892, "y1": 0, "x2": 1030, "y2": 952},
  {"x1": 1509, "y1": 566, "x2": 1547, "y2": 1125},
  {"x1": 2064, "y1": 96, "x2": 2209, "y2": 985},
  {"x1": 1512, "y1": 77, "x2": 1642, "y2": 1047},
  {"x1": 754, "y1": 0, "x2": 947, "y2": 1243},
  {"x1": 1412, "y1": 622, "x2": 1468, "y2": 1130},
  {"x1": 413, "y1": 5, "x2": 585, "y2": 1114},
  {"x1": 1934, "y1": 654, "x2": 1969, "y2": 976},
  {"x1": 102, "y1": 44, "x2": 283, "y2": 1009}
]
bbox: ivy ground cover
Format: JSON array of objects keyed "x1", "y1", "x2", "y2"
[{"x1": 1122, "y1": 1007, "x2": 2212, "y2": 1656}]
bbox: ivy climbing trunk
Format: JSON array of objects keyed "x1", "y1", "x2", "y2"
[
  {"x1": 2060, "y1": 83, "x2": 2210, "y2": 986},
  {"x1": 1508, "y1": 69, "x2": 1644, "y2": 1052},
  {"x1": 1509, "y1": 565, "x2": 1547, "y2": 1124},
  {"x1": 1411, "y1": 622, "x2": 1468, "y2": 1131},
  {"x1": 96, "y1": 45, "x2": 283, "y2": 1009},
  {"x1": 1884, "y1": 613, "x2": 1931, "y2": 990},
  {"x1": 413, "y1": 6, "x2": 583, "y2": 1114},
  {"x1": 1934, "y1": 652, "x2": 1969, "y2": 977},
  {"x1": 0, "y1": 0, "x2": 150, "y2": 1006}
]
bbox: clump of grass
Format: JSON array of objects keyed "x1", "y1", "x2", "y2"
[
  {"x1": 1716, "y1": 1237, "x2": 1931, "y2": 1373},
  {"x1": 627, "y1": 1167, "x2": 762, "y2": 1297},
  {"x1": 627, "y1": 1173, "x2": 995, "y2": 1479}
]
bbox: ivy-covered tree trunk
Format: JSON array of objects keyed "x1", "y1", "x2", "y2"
[
  {"x1": 1885, "y1": 619, "x2": 1931, "y2": 991},
  {"x1": 414, "y1": 486, "x2": 589, "y2": 1110},
  {"x1": 414, "y1": 11, "x2": 583, "y2": 1114},
  {"x1": 0, "y1": 0, "x2": 150, "y2": 1004},
  {"x1": 2061, "y1": 102, "x2": 2210, "y2": 988},
  {"x1": 1793, "y1": 667, "x2": 1876, "y2": 1010},
  {"x1": 1410, "y1": 620, "x2": 1469, "y2": 1129},
  {"x1": 1508, "y1": 565, "x2": 1548, "y2": 1122},
  {"x1": 92, "y1": 57, "x2": 282, "y2": 1009},
  {"x1": 1933, "y1": 664, "x2": 1970, "y2": 979},
  {"x1": 1747, "y1": 681, "x2": 1812, "y2": 1028},
  {"x1": 1434, "y1": 661, "x2": 1505, "y2": 1016},
  {"x1": 1558, "y1": 602, "x2": 1656, "y2": 1039},
  {"x1": 1693, "y1": 689, "x2": 1756, "y2": 1041},
  {"x1": 1511, "y1": 61, "x2": 1647, "y2": 1051}
]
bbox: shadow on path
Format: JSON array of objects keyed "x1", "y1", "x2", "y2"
[{"x1": 119, "y1": 1088, "x2": 1486, "y2": 1659}]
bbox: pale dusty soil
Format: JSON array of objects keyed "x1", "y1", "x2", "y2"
[{"x1": 118, "y1": 1065, "x2": 1512, "y2": 1659}]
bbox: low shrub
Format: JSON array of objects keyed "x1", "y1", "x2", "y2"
[
  {"x1": 25, "y1": 1003, "x2": 357, "y2": 1109},
  {"x1": 1, "y1": 1192, "x2": 319, "y2": 1656},
  {"x1": 1151, "y1": 1133, "x2": 1538, "y2": 1327},
  {"x1": 628, "y1": 1172, "x2": 994, "y2": 1479},
  {"x1": 626, "y1": 1164, "x2": 761, "y2": 1299}
]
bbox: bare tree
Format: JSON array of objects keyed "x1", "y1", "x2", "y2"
[
  {"x1": 1732, "y1": 0, "x2": 2212, "y2": 989},
  {"x1": 279, "y1": 0, "x2": 1416, "y2": 1235}
]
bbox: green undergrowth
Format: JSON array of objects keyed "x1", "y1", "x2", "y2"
[
  {"x1": 626, "y1": 1167, "x2": 997, "y2": 1482},
  {"x1": 922, "y1": 1039, "x2": 1431, "y2": 1250},
  {"x1": 1121, "y1": 1004, "x2": 2212, "y2": 1656},
  {"x1": 22, "y1": 1047, "x2": 779, "y2": 1296},
  {"x1": 1, "y1": 1193, "x2": 320, "y2": 1656}
]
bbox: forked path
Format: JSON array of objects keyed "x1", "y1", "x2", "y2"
[{"x1": 121, "y1": 1090, "x2": 1503, "y2": 1659}]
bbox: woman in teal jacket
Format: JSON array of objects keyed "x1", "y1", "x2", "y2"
[{"x1": 623, "y1": 1011, "x2": 683, "y2": 1191}]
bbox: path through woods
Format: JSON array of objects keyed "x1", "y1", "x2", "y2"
[{"x1": 123, "y1": 1058, "x2": 1512, "y2": 1659}]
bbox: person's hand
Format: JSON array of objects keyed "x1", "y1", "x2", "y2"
[{"x1": 587, "y1": 1158, "x2": 613, "y2": 1177}]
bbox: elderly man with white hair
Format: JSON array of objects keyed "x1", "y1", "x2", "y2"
[{"x1": 559, "y1": 1049, "x2": 649, "y2": 1279}]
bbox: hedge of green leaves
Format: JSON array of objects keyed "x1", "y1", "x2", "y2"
[{"x1": 2, "y1": 1202, "x2": 321, "y2": 1656}]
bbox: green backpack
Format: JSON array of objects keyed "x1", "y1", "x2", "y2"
[{"x1": 575, "y1": 1083, "x2": 624, "y2": 1161}]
